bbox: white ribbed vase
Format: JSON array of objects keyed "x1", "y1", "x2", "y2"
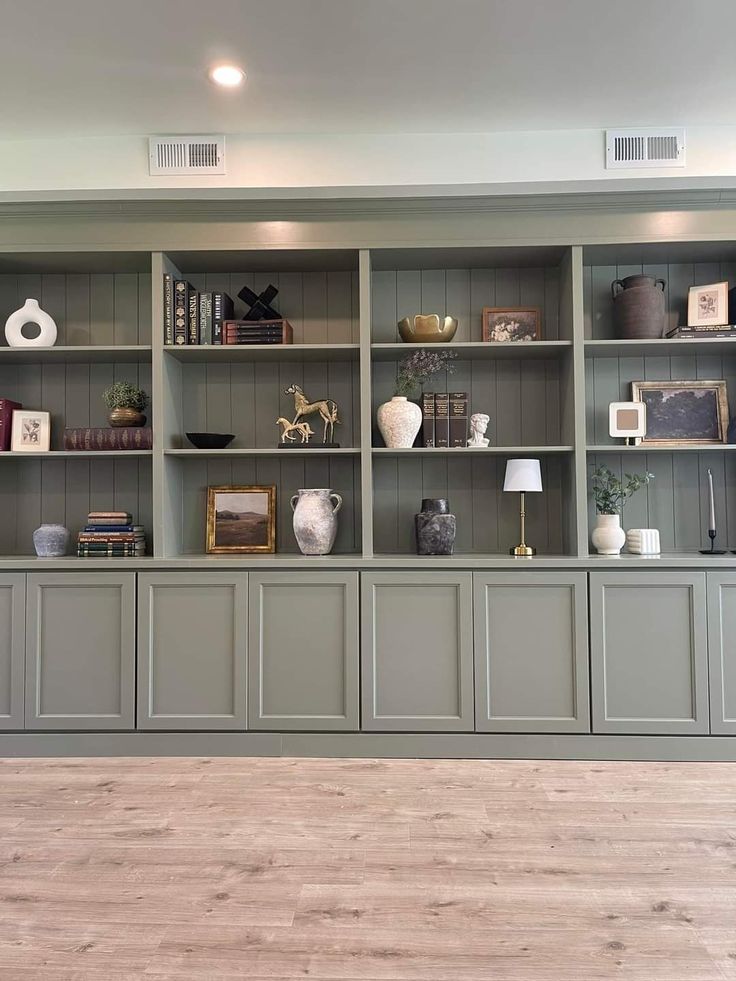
[
  {"x1": 591, "y1": 513, "x2": 626, "y2": 555},
  {"x1": 377, "y1": 396, "x2": 422, "y2": 449}
]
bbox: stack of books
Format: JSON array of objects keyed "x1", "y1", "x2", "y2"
[
  {"x1": 421, "y1": 392, "x2": 468, "y2": 447},
  {"x1": 63, "y1": 427, "x2": 152, "y2": 451},
  {"x1": 163, "y1": 274, "x2": 235, "y2": 345},
  {"x1": 667, "y1": 325, "x2": 736, "y2": 339},
  {"x1": 77, "y1": 512, "x2": 145, "y2": 557},
  {"x1": 223, "y1": 319, "x2": 293, "y2": 345}
]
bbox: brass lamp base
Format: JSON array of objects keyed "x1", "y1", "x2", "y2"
[{"x1": 510, "y1": 544, "x2": 536, "y2": 556}]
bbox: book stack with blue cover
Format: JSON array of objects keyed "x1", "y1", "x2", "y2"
[{"x1": 77, "y1": 511, "x2": 145, "y2": 557}]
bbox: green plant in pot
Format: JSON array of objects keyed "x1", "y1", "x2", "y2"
[
  {"x1": 103, "y1": 381, "x2": 148, "y2": 428},
  {"x1": 590, "y1": 464, "x2": 653, "y2": 555},
  {"x1": 377, "y1": 349, "x2": 457, "y2": 448}
]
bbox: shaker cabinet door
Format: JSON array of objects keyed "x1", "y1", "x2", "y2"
[
  {"x1": 0, "y1": 574, "x2": 25, "y2": 730},
  {"x1": 707, "y1": 573, "x2": 736, "y2": 734}
]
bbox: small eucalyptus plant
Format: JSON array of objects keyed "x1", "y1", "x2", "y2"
[
  {"x1": 591, "y1": 464, "x2": 654, "y2": 515},
  {"x1": 102, "y1": 381, "x2": 147, "y2": 412},
  {"x1": 396, "y1": 349, "x2": 458, "y2": 397}
]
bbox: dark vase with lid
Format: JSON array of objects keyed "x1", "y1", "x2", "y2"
[
  {"x1": 415, "y1": 498, "x2": 456, "y2": 555},
  {"x1": 611, "y1": 275, "x2": 666, "y2": 339}
]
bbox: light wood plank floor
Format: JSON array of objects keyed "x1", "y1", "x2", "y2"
[{"x1": 0, "y1": 757, "x2": 735, "y2": 980}]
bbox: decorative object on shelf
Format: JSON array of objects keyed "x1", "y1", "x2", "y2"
[
  {"x1": 0, "y1": 398, "x2": 22, "y2": 451},
  {"x1": 206, "y1": 485, "x2": 276, "y2": 554},
  {"x1": 625, "y1": 528, "x2": 661, "y2": 555},
  {"x1": 467, "y1": 412, "x2": 490, "y2": 448},
  {"x1": 4, "y1": 298, "x2": 58, "y2": 348},
  {"x1": 237, "y1": 282, "x2": 282, "y2": 321},
  {"x1": 700, "y1": 467, "x2": 726, "y2": 554},
  {"x1": 608, "y1": 401, "x2": 647, "y2": 445},
  {"x1": 290, "y1": 488, "x2": 342, "y2": 555},
  {"x1": 284, "y1": 384, "x2": 340, "y2": 445},
  {"x1": 33, "y1": 524, "x2": 70, "y2": 558},
  {"x1": 688, "y1": 281, "x2": 729, "y2": 328},
  {"x1": 377, "y1": 396, "x2": 423, "y2": 449},
  {"x1": 611, "y1": 276, "x2": 666, "y2": 339},
  {"x1": 64, "y1": 427, "x2": 153, "y2": 451},
  {"x1": 631, "y1": 379, "x2": 728, "y2": 446},
  {"x1": 482, "y1": 307, "x2": 540, "y2": 342},
  {"x1": 185, "y1": 432, "x2": 235, "y2": 450},
  {"x1": 102, "y1": 382, "x2": 147, "y2": 428},
  {"x1": 590, "y1": 465, "x2": 653, "y2": 555},
  {"x1": 77, "y1": 511, "x2": 145, "y2": 557},
  {"x1": 415, "y1": 498, "x2": 456, "y2": 555},
  {"x1": 397, "y1": 314, "x2": 458, "y2": 343},
  {"x1": 223, "y1": 319, "x2": 293, "y2": 345},
  {"x1": 378, "y1": 349, "x2": 458, "y2": 449},
  {"x1": 276, "y1": 417, "x2": 314, "y2": 445},
  {"x1": 503, "y1": 458, "x2": 543, "y2": 556},
  {"x1": 10, "y1": 409, "x2": 50, "y2": 452}
]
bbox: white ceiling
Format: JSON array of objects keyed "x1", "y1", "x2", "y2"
[{"x1": 2, "y1": 0, "x2": 736, "y2": 141}]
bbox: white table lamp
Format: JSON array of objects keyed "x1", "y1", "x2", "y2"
[{"x1": 503, "y1": 458, "x2": 543, "y2": 556}]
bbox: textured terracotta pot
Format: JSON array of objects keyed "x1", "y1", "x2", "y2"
[
  {"x1": 290, "y1": 488, "x2": 342, "y2": 555},
  {"x1": 611, "y1": 275, "x2": 666, "y2": 339},
  {"x1": 377, "y1": 396, "x2": 422, "y2": 448}
]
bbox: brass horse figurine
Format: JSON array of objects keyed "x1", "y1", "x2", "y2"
[{"x1": 284, "y1": 384, "x2": 340, "y2": 444}]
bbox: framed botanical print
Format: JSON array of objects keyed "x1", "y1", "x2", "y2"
[
  {"x1": 10, "y1": 409, "x2": 51, "y2": 452},
  {"x1": 206, "y1": 485, "x2": 276, "y2": 553},
  {"x1": 482, "y1": 307, "x2": 541, "y2": 342},
  {"x1": 631, "y1": 380, "x2": 729, "y2": 446},
  {"x1": 687, "y1": 282, "x2": 729, "y2": 327}
]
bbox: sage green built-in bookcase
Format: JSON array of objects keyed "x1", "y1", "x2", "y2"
[{"x1": 2, "y1": 227, "x2": 736, "y2": 562}]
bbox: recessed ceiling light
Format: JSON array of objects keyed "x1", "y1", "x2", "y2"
[{"x1": 209, "y1": 64, "x2": 245, "y2": 88}]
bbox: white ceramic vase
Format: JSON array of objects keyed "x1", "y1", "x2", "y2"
[
  {"x1": 591, "y1": 513, "x2": 626, "y2": 555},
  {"x1": 290, "y1": 488, "x2": 342, "y2": 555},
  {"x1": 377, "y1": 396, "x2": 422, "y2": 448},
  {"x1": 5, "y1": 298, "x2": 58, "y2": 348}
]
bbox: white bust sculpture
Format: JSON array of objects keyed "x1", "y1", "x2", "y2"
[{"x1": 467, "y1": 412, "x2": 490, "y2": 448}]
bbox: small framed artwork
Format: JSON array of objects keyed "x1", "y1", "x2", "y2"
[
  {"x1": 482, "y1": 307, "x2": 541, "y2": 342},
  {"x1": 609, "y1": 401, "x2": 647, "y2": 444},
  {"x1": 631, "y1": 380, "x2": 729, "y2": 446},
  {"x1": 206, "y1": 485, "x2": 276, "y2": 554},
  {"x1": 10, "y1": 409, "x2": 50, "y2": 452},
  {"x1": 687, "y1": 281, "x2": 729, "y2": 327}
]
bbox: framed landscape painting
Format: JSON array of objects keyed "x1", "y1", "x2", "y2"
[
  {"x1": 631, "y1": 380, "x2": 729, "y2": 447},
  {"x1": 206, "y1": 485, "x2": 276, "y2": 553}
]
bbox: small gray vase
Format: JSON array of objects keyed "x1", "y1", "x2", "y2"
[
  {"x1": 33, "y1": 523, "x2": 69, "y2": 557},
  {"x1": 415, "y1": 498, "x2": 456, "y2": 555}
]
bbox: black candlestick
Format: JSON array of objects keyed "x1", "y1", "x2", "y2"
[{"x1": 700, "y1": 529, "x2": 726, "y2": 555}]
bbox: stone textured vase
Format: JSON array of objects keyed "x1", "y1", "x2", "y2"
[
  {"x1": 32, "y1": 523, "x2": 69, "y2": 557},
  {"x1": 377, "y1": 396, "x2": 422, "y2": 448},
  {"x1": 109, "y1": 407, "x2": 146, "y2": 427},
  {"x1": 290, "y1": 488, "x2": 343, "y2": 555},
  {"x1": 4, "y1": 298, "x2": 58, "y2": 348},
  {"x1": 415, "y1": 498, "x2": 456, "y2": 555},
  {"x1": 591, "y1": 513, "x2": 626, "y2": 555},
  {"x1": 611, "y1": 275, "x2": 666, "y2": 339}
]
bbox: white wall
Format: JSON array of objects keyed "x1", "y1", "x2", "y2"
[{"x1": 1, "y1": 127, "x2": 736, "y2": 200}]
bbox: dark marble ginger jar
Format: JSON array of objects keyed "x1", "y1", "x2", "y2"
[{"x1": 415, "y1": 498, "x2": 456, "y2": 555}]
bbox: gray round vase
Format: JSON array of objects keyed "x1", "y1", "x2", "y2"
[
  {"x1": 290, "y1": 488, "x2": 343, "y2": 555},
  {"x1": 415, "y1": 498, "x2": 456, "y2": 555},
  {"x1": 33, "y1": 523, "x2": 70, "y2": 557}
]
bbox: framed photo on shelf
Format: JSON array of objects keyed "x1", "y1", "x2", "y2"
[
  {"x1": 687, "y1": 281, "x2": 729, "y2": 327},
  {"x1": 10, "y1": 409, "x2": 50, "y2": 452},
  {"x1": 206, "y1": 485, "x2": 276, "y2": 554},
  {"x1": 631, "y1": 380, "x2": 729, "y2": 446},
  {"x1": 482, "y1": 307, "x2": 541, "y2": 342}
]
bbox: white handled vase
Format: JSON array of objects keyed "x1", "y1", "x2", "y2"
[{"x1": 290, "y1": 488, "x2": 342, "y2": 555}]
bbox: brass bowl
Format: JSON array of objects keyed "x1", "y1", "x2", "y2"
[{"x1": 398, "y1": 314, "x2": 458, "y2": 343}]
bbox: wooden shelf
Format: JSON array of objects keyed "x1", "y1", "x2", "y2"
[
  {"x1": 0, "y1": 450, "x2": 152, "y2": 459},
  {"x1": 165, "y1": 447, "x2": 360, "y2": 457},
  {"x1": 587, "y1": 444, "x2": 736, "y2": 453},
  {"x1": 164, "y1": 343, "x2": 359, "y2": 363},
  {"x1": 585, "y1": 338, "x2": 736, "y2": 358},
  {"x1": 371, "y1": 341, "x2": 572, "y2": 361},
  {"x1": 0, "y1": 345, "x2": 152, "y2": 364},
  {"x1": 373, "y1": 445, "x2": 574, "y2": 456}
]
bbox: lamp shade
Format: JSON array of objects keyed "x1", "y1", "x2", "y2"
[{"x1": 503, "y1": 458, "x2": 542, "y2": 493}]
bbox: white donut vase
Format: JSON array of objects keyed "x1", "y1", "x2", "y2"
[{"x1": 5, "y1": 298, "x2": 58, "y2": 347}]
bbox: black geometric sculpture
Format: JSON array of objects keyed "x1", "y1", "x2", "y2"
[{"x1": 237, "y1": 283, "x2": 282, "y2": 321}]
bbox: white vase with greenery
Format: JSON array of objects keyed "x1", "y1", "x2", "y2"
[
  {"x1": 590, "y1": 465, "x2": 653, "y2": 555},
  {"x1": 377, "y1": 348, "x2": 457, "y2": 449}
]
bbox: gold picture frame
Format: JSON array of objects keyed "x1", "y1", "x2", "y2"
[
  {"x1": 206, "y1": 485, "x2": 276, "y2": 554},
  {"x1": 631, "y1": 380, "x2": 729, "y2": 447}
]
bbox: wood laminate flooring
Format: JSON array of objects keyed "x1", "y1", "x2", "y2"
[{"x1": 0, "y1": 757, "x2": 735, "y2": 980}]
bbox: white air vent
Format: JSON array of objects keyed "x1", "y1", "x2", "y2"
[
  {"x1": 606, "y1": 128, "x2": 685, "y2": 169},
  {"x1": 148, "y1": 136, "x2": 225, "y2": 175}
]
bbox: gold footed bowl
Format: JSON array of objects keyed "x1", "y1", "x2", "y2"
[{"x1": 398, "y1": 314, "x2": 458, "y2": 343}]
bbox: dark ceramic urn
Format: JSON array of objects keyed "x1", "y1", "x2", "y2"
[
  {"x1": 415, "y1": 498, "x2": 456, "y2": 555},
  {"x1": 611, "y1": 275, "x2": 666, "y2": 339}
]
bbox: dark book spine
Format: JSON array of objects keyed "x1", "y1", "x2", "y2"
[
  {"x1": 187, "y1": 288, "x2": 199, "y2": 345},
  {"x1": 163, "y1": 273, "x2": 173, "y2": 345},
  {"x1": 199, "y1": 292, "x2": 213, "y2": 345},
  {"x1": 422, "y1": 392, "x2": 436, "y2": 447},
  {"x1": 434, "y1": 393, "x2": 450, "y2": 447},
  {"x1": 174, "y1": 281, "x2": 188, "y2": 345},
  {"x1": 449, "y1": 392, "x2": 468, "y2": 447},
  {"x1": 212, "y1": 292, "x2": 234, "y2": 345},
  {"x1": 63, "y1": 427, "x2": 152, "y2": 450},
  {"x1": 0, "y1": 399, "x2": 22, "y2": 451}
]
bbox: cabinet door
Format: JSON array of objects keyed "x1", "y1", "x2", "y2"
[
  {"x1": 474, "y1": 572, "x2": 589, "y2": 733},
  {"x1": 362, "y1": 572, "x2": 474, "y2": 731},
  {"x1": 26, "y1": 573, "x2": 135, "y2": 730},
  {"x1": 707, "y1": 573, "x2": 736, "y2": 734},
  {"x1": 0, "y1": 574, "x2": 25, "y2": 730},
  {"x1": 248, "y1": 572, "x2": 359, "y2": 730},
  {"x1": 590, "y1": 572, "x2": 708, "y2": 734},
  {"x1": 137, "y1": 573, "x2": 247, "y2": 730}
]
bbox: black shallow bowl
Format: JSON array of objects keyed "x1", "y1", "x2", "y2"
[{"x1": 186, "y1": 432, "x2": 235, "y2": 449}]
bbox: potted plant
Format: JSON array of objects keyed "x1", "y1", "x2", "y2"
[
  {"x1": 377, "y1": 349, "x2": 457, "y2": 448},
  {"x1": 590, "y1": 464, "x2": 653, "y2": 554},
  {"x1": 102, "y1": 381, "x2": 148, "y2": 428}
]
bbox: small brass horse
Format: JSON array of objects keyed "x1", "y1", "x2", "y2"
[
  {"x1": 276, "y1": 417, "x2": 314, "y2": 444},
  {"x1": 284, "y1": 384, "x2": 340, "y2": 443}
]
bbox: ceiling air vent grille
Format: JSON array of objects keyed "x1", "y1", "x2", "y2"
[
  {"x1": 148, "y1": 136, "x2": 225, "y2": 175},
  {"x1": 606, "y1": 128, "x2": 685, "y2": 169}
]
